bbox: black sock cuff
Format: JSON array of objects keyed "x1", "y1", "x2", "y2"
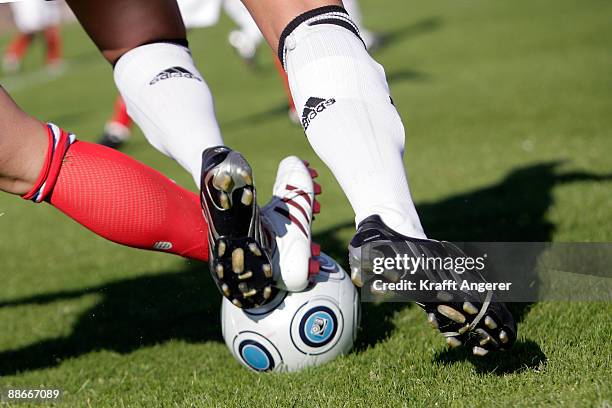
[{"x1": 277, "y1": 5, "x2": 364, "y2": 70}]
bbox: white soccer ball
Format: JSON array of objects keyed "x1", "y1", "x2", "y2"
[{"x1": 221, "y1": 252, "x2": 360, "y2": 372}]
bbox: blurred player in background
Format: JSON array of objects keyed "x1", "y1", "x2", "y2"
[{"x1": 3, "y1": 0, "x2": 63, "y2": 73}]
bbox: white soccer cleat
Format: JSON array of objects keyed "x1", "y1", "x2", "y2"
[{"x1": 262, "y1": 156, "x2": 322, "y2": 292}]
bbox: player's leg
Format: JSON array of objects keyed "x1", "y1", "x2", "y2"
[
  {"x1": 0, "y1": 87, "x2": 208, "y2": 262},
  {"x1": 42, "y1": 0, "x2": 63, "y2": 68},
  {"x1": 98, "y1": 95, "x2": 133, "y2": 149},
  {"x1": 273, "y1": 55, "x2": 300, "y2": 124},
  {"x1": 0, "y1": 91, "x2": 47, "y2": 195},
  {"x1": 66, "y1": 0, "x2": 222, "y2": 183},
  {"x1": 223, "y1": 0, "x2": 263, "y2": 64},
  {"x1": 65, "y1": 0, "x2": 314, "y2": 305},
  {"x1": 2, "y1": 33, "x2": 33, "y2": 73},
  {"x1": 242, "y1": 0, "x2": 517, "y2": 353},
  {"x1": 242, "y1": 0, "x2": 425, "y2": 240},
  {"x1": 3, "y1": 0, "x2": 41, "y2": 73},
  {"x1": 341, "y1": 0, "x2": 380, "y2": 50},
  {"x1": 43, "y1": 27, "x2": 63, "y2": 67}
]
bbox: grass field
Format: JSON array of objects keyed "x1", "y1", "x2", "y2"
[{"x1": 1, "y1": 0, "x2": 611, "y2": 406}]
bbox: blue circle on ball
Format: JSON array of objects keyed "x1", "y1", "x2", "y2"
[
  {"x1": 299, "y1": 306, "x2": 338, "y2": 347},
  {"x1": 239, "y1": 340, "x2": 274, "y2": 372}
]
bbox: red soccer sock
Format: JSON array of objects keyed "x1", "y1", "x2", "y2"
[
  {"x1": 5, "y1": 33, "x2": 33, "y2": 61},
  {"x1": 43, "y1": 26, "x2": 62, "y2": 64},
  {"x1": 22, "y1": 124, "x2": 208, "y2": 261},
  {"x1": 110, "y1": 95, "x2": 132, "y2": 128},
  {"x1": 273, "y1": 54, "x2": 296, "y2": 112}
]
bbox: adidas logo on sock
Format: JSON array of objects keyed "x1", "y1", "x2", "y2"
[
  {"x1": 149, "y1": 66, "x2": 203, "y2": 85},
  {"x1": 301, "y1": 97, "x2": 336, "y2": 131}
]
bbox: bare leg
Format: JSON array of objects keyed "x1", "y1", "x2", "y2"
[
  {"x1": 241, "y1": 0, "x2": 342, "y2": 50},
  {"x1": 0, "y1": 88, "x2": 48, "y2": 195},
  {"x1": 65, "y1": 0, "x2": 185, "y2": 63}
]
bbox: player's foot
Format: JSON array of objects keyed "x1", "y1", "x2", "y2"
[
  {"x1": 2, "y1": 54, "x2": 21, "y2": 74},
  {"x1": 98, "y1": 122, "x2": 131, "y2": 149},
  {"x1": 262, "y1": 156, "x2": 322, "y2": 291},
  {"x1": 201, "y1": 146, "x2": 275, "y2": 309},
  {"x1": 228, "y1": 30, "x2": 257, "y2": 68},
  {"x1": 45, "y1": 58, "x2": 66, "y2": 75},
  {"x1": 361, "y1": 30, "x2": 384, "y2": 52},
  {"x1": 288, "y1": 107, "x2": 300, "y2": 125},
  {"x1": 349, "y1": 215, "x2": 517, "y2": 356}
]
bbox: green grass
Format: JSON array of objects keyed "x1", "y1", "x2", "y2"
[{"x1": 1, "y1": 0, "x2": 611, "y2": 406}]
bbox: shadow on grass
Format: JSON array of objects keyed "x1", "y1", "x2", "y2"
[
  {"x1": 434, "y1": 339, "x2": 547, "y2": 375},
  {"x1": 374, "y1": 17, "x2": 443, "y2": 53},
  {"x1": 0, "y1": 162, "x2": 610, "y2": 375},
  {"x1": 221, "y1": 102, "x2": 292, "y2": 131},
  {"x1": 0, "y1": 262, "x2": 222, "y2": 376}
]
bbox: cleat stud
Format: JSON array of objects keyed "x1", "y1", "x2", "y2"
[
  {"x1": 221, "y1": 284, "x2": 231, "y2": 297},
  {"x1": 232, "y1": 299, "x2": 243, "y2": 308},
  {"x1": 219, "y1": 192, "x2": 231, "y2": 209},
  {"x1": 479, "y1": 336, "x2": 492, "y2": 346},
  {"x1": 218, "y1": 241, "x2": 226, "y2": 257},
  {"x1": 238, "y1": 271, "x2": 253, "y2": 280},
  {"x1": 484, "y1": 316, "x2": 498, "y2": 330},
  {"x1": 263, "y1": 286, "x2": 273, "y2": 299},
  {"x1": 232, "y1": 248, "x2": 244, "y2": 273},
  {"x1": 214, "y1": 171, "x2": 233, "y2": 191},
  {"x1": 243, "y1": 289, "x2": 257, "y2": 298},
  {"x1": 238, "y1": 169, "x2": 253, "y2": 186},
  {"x1": 309, "y1": 168, "x2": 318, "y2": 178},
  {"x1": 473, "y1": 346, "x2": 489, "y2": 357},
  {"x1": 241, "y1": 189, "x2": 253, "y2": 206},
  {"x1": 310, "y1": 243, "x2": 321, "y2": 257},
  {"x1": 302, "y1": 160, "x2": 310, "y2": 166},
  {"x1": 309, "y1": 258, "x2": 320, "y2": 276},
  {"x1": 437, "y1": 305, "x2": 466, "y2": 324},
  {"x1": 458, "y1": 324, "x2": 471, "y2": 335},
  {"x1": 313, "y1": 200, "x2": 321, "y2": 214},
  {"x1": 463, "y1": 302, "x2": 478, "y2": 315},
  {"x1": 262, "y1": 264, "x2": 272, "y2": 278},
  {"x1": 248, "y1": 243, "x2": 262, "y2": 257},
  {"x1": 238, "y1": 282, "x2": 248, "y2": 293},
  {"x1": 351, "y1": 268, "x2": 363, "y2": 287},
  {"x1": 313, "y1": 182, "x2": 322, "y2": 195},
  {"x1": 499, "y1": 330, "x2": 509, "y2": 344},
  {"x1": 476, "y1": 328, "x2": 490, "y2": 339},
  {"x1": 215, "y1": 264, "x2": 224, "y2": 279},
  {"x1": 436, "y1": 291, "x2": 454, "y2": 302},
  {"x1": 446, "y1": 337, "x2": 462, "y2": 348},
  {"x1": 427, "y1": 313, "x2": 439, "y2": 329}
]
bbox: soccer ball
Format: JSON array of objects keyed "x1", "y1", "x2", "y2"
[{"x1": 221, "y1": 252, "x2": 360, "y2": 372}]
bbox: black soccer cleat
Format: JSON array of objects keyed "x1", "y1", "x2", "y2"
[
  {"x1": 349, "y1": 215, "x2": 517, "y2": 356},
  {"x1": 97, "y1": 123, "x2": 131, "y2": 150},
  {"x1": 200, "y1": 146, "x2": 276, "y2": 309},
  {"x1": 98, "y1": 131, "x2": 126, "y2": 149}
]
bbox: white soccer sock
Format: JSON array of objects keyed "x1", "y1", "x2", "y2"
[
  {"x1": 114, "y1": 42, "x2": 223, "y2": 186},
  {"x1": 281, "y1": 7, "x2": 426, "y2": 238}
]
